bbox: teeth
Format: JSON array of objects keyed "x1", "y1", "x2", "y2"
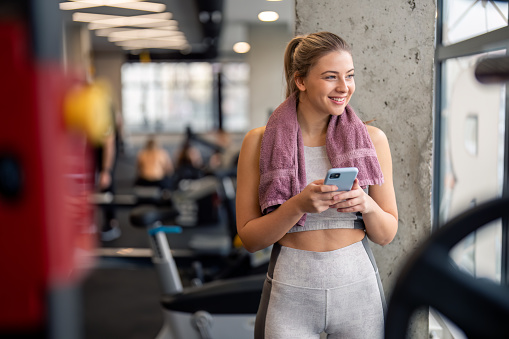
[{"x1": 330, "y1": 97, "x2": 345, "y2": 102}]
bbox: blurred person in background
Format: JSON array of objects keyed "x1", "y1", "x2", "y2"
[
  {"x1": 94, "y1": 108, "x2": 120, "y2": 242},
  {"x1": 135, "y1": 136, "x2": 174, "y2": 190},
  {"x1": 171, "y1": 139, "x2": 205, "y2": 189}
]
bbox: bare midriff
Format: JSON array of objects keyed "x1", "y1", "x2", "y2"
[{"x1": 278, "y1": 228, "x2": 366, "y2": 252}]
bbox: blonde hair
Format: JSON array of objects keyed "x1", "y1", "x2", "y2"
[{"x1": 283, "y1": 32, "x2": 352, "y2": 98}]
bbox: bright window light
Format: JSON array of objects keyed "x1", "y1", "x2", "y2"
[{"x1": 258, "y1": 11, "x2": 279, "y2": 22}]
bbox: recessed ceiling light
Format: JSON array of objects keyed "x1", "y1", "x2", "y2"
[
  {"x1": 258, "y1": 11, "x2": 279, "y2": 22},
  {"x1": 233, "y1": 42, "x2": 250, "y2": 54}
]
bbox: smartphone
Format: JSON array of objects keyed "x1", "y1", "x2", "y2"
[{"x1": 324, "y1": 167, "x2": 359, "y2": 191}]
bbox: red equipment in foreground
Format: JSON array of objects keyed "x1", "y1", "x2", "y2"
[{"x1": 0, "y1": 17, "x2": 95, "y2": 337}]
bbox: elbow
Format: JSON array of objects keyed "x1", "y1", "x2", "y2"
[
  {"x1": 240, "y1": 239, "x2": 264, "y2": 253},
  {"x1": 371, "y1": 225, "x2": 398, "y2": 247},
  {"x1": 243, "y1": 244, "x2": 259, "y2": 253},
  {"x1": 377, "y1": 237, "x2": 393, "y2": 247},
  {"x1": 372, "y1": 234, "x2": 394, "y2": 247},
  {"x1": 236, "y1": 231, "x2": 260, "y2": 253}
]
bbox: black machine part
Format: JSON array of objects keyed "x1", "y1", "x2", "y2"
[
  {"x1": 161, "y1": 274, "x2": 264, "y2": 315},
  {"x1": 385, "y1": 196, "x2": 509, "y2": 338},
  {"x1": 475, "y1": 55, "x2": 509, "y2": 84}
]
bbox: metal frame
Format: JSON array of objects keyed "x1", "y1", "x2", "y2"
[{"x1": 433, "y1": 0, "x2": 509, "y2": 285}]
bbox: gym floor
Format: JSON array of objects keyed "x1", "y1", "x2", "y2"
[{"x1": 82, "y1": 149, "x2": 165, "y2": 339}]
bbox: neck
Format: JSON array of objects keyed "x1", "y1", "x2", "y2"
[{"x1": 297, "y1": 97, "x2": 329, "y2": 146}]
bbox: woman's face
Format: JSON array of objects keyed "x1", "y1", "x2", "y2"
[{"x1": 296, "y1": 50, "x2": 355, "y2": 117}]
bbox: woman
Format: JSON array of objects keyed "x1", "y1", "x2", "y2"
[{"x1": 236, "y1": 32, "x2": 398, "y2": 338}]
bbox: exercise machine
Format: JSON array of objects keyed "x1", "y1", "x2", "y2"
[
  {"x1": 129, "y1": 205, "x2": 265, "y2": 339},
  {"x1": 385, "y1": 196, "x2": 509, "y2": 338}
]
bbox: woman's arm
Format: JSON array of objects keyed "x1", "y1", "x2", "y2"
[
  {"x1": 364, "y1": 126, "x2": 398, "y2": 245},
  {"x1": 330, "y1": 126, "x2": 398, "y2": 246},
  {"x1": 236, "y1": 127, "x2": 342, "y2": 252}
]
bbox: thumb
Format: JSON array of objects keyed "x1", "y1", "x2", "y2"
[{"x1": 351, "y1": 178, "x2": 361, "y2": 190}]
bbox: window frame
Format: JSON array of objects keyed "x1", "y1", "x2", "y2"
[{"x1": 433, "y1": 0, "x2": 509, "y2": 286}]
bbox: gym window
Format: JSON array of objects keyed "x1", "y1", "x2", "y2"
[{"x1": 121, "y1": 61, "x2": 249, "y2": 134}]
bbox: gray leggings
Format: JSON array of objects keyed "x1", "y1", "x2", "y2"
[{"x1": 255, "y1": 236, "x2": 386, "y2": 339}]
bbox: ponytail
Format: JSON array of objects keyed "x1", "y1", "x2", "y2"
[{"x1": 284, "y1": 37, "x2": 303, "y2": 98}]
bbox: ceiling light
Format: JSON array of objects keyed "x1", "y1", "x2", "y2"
[
  {"x1": 95, "y1": 26, "x2": 178, "y2": 36},
  {"x1": 258, "y1": 11, "x2": 279, "y2": 22},
  {"x1": 115, "y1": 39, "x2": 188, "y2": 50},
  {"x1": 89, "y1": 20, "x2": 178, "y2": 30},
  {"x1": 73, "y1": 12, "x2": 171, "y2": 24},
  {"x1": 107, "y1": 29, "x2": 185, "y2": 42},
  {"x1": 60, "y1": 0, "x2": 166, "y2": 12},
  {"x1": 233, "y1": 42, "x2": 250, "y2": 54},
  {"x1": 73, "y1": 12, "x2": 175, "y2": 30},
  {"x1": 115, "y1": 37, "x2": 187, "y2": 45}
]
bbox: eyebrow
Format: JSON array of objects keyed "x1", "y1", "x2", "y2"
[{"x1": 320, "y1": 68, "x2": 355, "y2": 75}]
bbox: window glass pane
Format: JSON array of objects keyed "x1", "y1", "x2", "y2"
[
  {"x1": 222, "y1": 62, "x2": 250, "y2": 132},
  {"x1": 122, "y1": 62, "x2": 249, "y2": 134},
  {"x1": 438, "y1": 51, "x2": 506, "y2": 283},
  {"x1": 442, "y1": 0, "x2": 508, "y2": 46}
]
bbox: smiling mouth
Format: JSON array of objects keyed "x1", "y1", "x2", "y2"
[{"x1": 329, "y1": 97, "x2": 346, "y2": 104}]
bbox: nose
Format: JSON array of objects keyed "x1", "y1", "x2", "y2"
[{"x1": 336, "y1": 78, "x2": 348, "y2": 93}]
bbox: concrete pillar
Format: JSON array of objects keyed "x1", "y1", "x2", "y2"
[{"x1": 295, "y1": 1, "x2": 436, "y2": 337}]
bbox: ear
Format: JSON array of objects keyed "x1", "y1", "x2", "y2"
[{"x1": 294, "y1": 74, "x2": 306, "y2": 91}]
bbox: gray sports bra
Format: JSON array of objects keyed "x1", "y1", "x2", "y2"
[{"x1": 287, "y1": 145, "x2": 366, "y2": 233}]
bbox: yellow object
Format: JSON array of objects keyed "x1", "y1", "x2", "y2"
[
  {"x1": 64, "y1": 80, "x2": 113, "y2": 145},
  {"x1": 140, "y1": 50, "x2": 151, "y2": 63},
  {"x1": 233, "y1": 234, "x2": 243, "y2": 249}
]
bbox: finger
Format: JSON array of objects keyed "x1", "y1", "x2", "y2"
[
  {"x1": 351, "y1": 178, "x2": 361, "y2": 190},
  {"x1": 311, "y1": 179, "x2": 325, "y2": 185},
  {"x1": 332, "y1": 196, "x2": 360, "y2": 209}
]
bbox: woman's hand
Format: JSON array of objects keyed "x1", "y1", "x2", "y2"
[
  {"x1": 294, "y1": 179, "x2": 342, "y2": 214},
  {"x1": 329, "y1": 179, "x2": 374, "y2": 214}
]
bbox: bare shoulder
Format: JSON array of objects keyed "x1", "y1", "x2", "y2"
[
  {"x1": 245, "y1": 126, "x2": 266, "y2": 142},
  {"x1": 242, "y1": 126, "x2": 266, "y2": 149},
  {"x1": 366, "y1": 124, "x2": 389, "y2": 148}
]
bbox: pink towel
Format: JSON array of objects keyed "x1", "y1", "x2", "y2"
[{"x1": 259, "y1": 93, "x2": 384, "y2": 226}]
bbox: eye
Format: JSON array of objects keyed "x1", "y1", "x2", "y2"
[
  {"x1": 346, "y1": 73, "x2": 355, "y2": 79},
  {"x1": 324, "y1": 75, "x2": 337, "y2": 80}
]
